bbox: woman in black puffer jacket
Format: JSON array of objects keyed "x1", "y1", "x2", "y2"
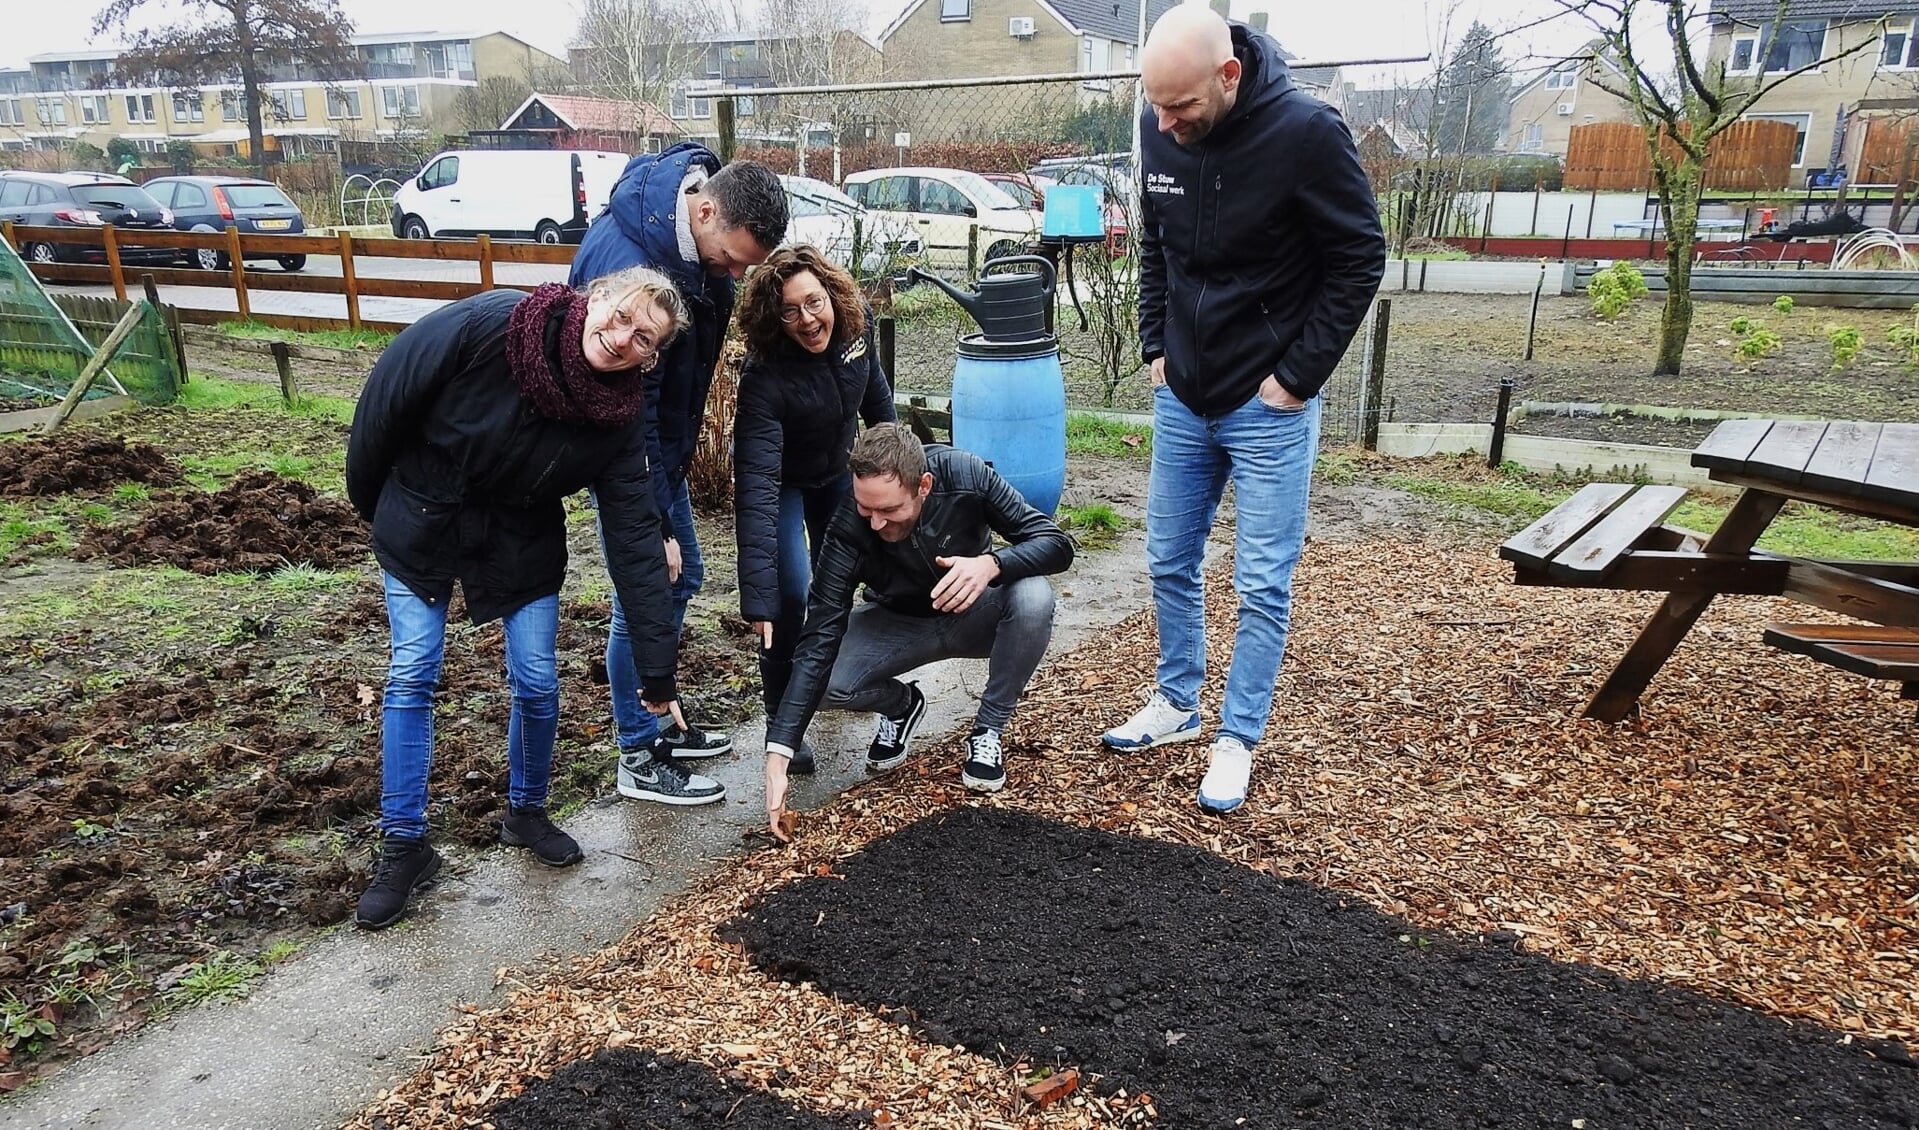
[
  {"x1": 732, "y1": 246, "x2": 896, "y2": 771},
  {"x1": 345, "y1": 267, "x2": 698, "y2": 931}
]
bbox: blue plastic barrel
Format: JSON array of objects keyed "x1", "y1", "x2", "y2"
[{"x1": 950, "y1": 334, "x2": 1066, "y2": 517}]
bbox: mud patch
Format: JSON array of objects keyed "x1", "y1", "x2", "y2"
[
  {"x1": 0, "y1": 433, "x2": 183, "y2": 497},
  {"x1": 482, "y1": 1049, "x2": 864, "y2": 1129},
  {"x1": 73, "y1": 471, "x2": 368, "y2": 573},
  {"x1": 730, "y1": 810, "x2": 1918, "y2": 1128}
]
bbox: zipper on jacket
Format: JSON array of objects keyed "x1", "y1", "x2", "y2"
[{"x1": 1259, "y1": 302, "x2": 1283, "y2": 346}]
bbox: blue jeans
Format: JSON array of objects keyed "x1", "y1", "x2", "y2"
[
  {"x1": 1146, "y1": 385, "x2": 1319, "y2": 749},
  {"x1": 379, "y1": 572, "x2": 559, "y2": 840},
  {"x1": 606, "y1": 477, "x2": 702, "y2": 751},
  {"x1": 761, "y1": 476, "x2": 851, "y2": 713}
]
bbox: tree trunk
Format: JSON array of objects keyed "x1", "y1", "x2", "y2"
[
  {"x1": 234, "y1": 2, "x2": 265, "y2": 175},
  {"x1": 1654, "y1": 160, "x2": 1701, "y2": 376}
]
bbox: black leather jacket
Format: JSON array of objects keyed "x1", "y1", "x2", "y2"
[{"x1": 766, "y1": 445, "x2": 1074, "y2": 749}]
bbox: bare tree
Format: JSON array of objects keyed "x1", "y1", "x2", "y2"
[
  {"x1": 1559, "y1": 0, "x2": 1878, "y2": 374},
  {"x1": 94, "y1": 0, "x2": 360, "y2": 172},
  {"x1": 572, "y1": 0, "x2": 718, "y2": 138},
  {"x1": 451, "y1": 74, "x2": 536, "y2": 133}
]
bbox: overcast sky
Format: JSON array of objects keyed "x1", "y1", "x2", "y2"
[{"x1": 9, "y1": 0, "x2": 1608, "y2": 87}]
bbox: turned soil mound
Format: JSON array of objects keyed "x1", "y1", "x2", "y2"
[
  {"x1": 484, "y1": 1049, "x2": 860, "y2": 1130},
  {"x1": 74, "y1": 471, "x2": 368, "y2": 573},
  {"x1": 729, "y1": 810, "x2": 1919, "y2": 1128},
  {"x1": 0, "y1": 433, "x2": 183, "y2": 497}
]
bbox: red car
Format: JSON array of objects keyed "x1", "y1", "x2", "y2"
[{"x1": 982, "y1": 171, "x2": 1128, "y2": 257}]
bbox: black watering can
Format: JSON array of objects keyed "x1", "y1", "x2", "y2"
[{"x1": 905, "y1": 255, "x2": 1056, "y2": 343}]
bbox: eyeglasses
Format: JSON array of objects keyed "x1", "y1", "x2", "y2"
[{"x1": 779, "y1": 294, "x2": 829, "y2": 324}]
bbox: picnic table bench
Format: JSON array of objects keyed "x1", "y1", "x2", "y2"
[{"x1": 1500, "y1": 420, "x2": 1919, "y2": 719}]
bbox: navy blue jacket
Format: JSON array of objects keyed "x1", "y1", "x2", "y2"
[
  {"x1": 1138, "y1": 22, "x2": 1385, "y2": 415},
  {"x1": 569, "y1": 142, "x2": 734, "y2": 515}
]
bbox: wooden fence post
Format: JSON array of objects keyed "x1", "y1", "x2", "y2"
[
  {"x1": 878, "y1": 315, "x2": 895, "y2": 392},
  {"x1": 338, "y1": 231, "x2": 361, "y2": 329},
  {"x1": 225, "y1": 225, "x2": 250, "y2": 321},
  {"x1": 142, "y1": 273, "x2": 188, "y2": 384},
  {"x1": 477, "y1": 233, "x2": 495, "y2": 291},
  {"x1": 966, "y1": 224, "x2": 980, "y2": 284},
  {"x1": 1, "y1": 219, "x2": 14, "y2": 252},
  {"x1": 717, "y1": 97, "x2": 737, "y2": 164},
  {"x1": 271, "y1": 341, "x2": 296, "y2": 404},
  {"x1": 102, "y1": 224, "x2": 128, "y2": 302},
  {"x1": 43, "y1": 300, "x2": 146, "y2": 434},
  {"x1": 1362, "y1": 298, "x2": 1391, "y2": 451},
  {"x1": 1487, "y1": 376, "x2": 1514, "y2": 469}
]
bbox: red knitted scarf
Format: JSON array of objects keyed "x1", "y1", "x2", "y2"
[{"x1": 505, "y1": 283, "x2": 647, "y2": 428}]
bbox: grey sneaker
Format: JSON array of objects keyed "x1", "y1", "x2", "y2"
[
  {"x1": 652, "y1": 721, "x2": 732, "y2": 760},
  {"x1": 616, "y1": 750, "x2": 725, "y2": 806}
]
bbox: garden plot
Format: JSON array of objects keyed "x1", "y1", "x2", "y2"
[{"x1": 349, "y1": 539, "x2": 1917, "y2": 1130}]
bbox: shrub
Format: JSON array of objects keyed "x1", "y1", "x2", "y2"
[
  {"x1": 1888, "y1": 304, "x2": 1919, "y2": 364},
  {"x1": 1733, "y1": 321, "x2": 1781, "y2": 360},
  {"x1": 1588, "y1": 261, "x2": 1648, "y2": 320},
  {"x1": 1772, "y1": 295, "x2": 1795, "y2": 315},
  {"x1": 1729, "y1": 315, "x2": 1755, "y2": 336},
  {"x1": 1825, "y1": 323, "x2": 1862, "y2": 368}
]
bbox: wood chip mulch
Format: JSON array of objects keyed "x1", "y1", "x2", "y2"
[{"x1": 347, "y1": 536, "x2": 1918, "y2": 1129}]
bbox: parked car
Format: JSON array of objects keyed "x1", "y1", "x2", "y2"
[
  {"x1": 390, "y1": 149, "x2": 626, "y2": 244},
  {"x1": 0, "y1": 171, "x2": 176, "y2": 266},
  {"x1": 982, "y1": 170, "x2": 1128, "y2": 257},
  {"x1": 143, "y1": 175, "x2": 309, "y2": 272},
  {"x1": 841, "y1": 167, "x2": 1041, "y2": 272},
  {"x1": 780, "y1": 174, "x2": 922, "y2": 276}
]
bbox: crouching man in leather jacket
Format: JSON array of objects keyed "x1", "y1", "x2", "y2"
[{"x1": 762, "y1": 424, "x2": 1074, "y2": 839}]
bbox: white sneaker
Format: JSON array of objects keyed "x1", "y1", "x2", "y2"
[
  {"x1": 1101, "y1": 690, "x2": 1204, "y2": 750},
  {"x1": 1197, "y1": 736, "x2": 1253, "y2": 814}
]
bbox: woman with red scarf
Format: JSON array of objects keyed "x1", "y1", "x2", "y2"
[{"x1": 345, "y1": 267, "x2": 688, "y2": 930}]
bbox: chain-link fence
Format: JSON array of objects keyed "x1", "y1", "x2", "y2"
[{"x1": 0, "y1": 237, "x2": 182, "y2": 408}]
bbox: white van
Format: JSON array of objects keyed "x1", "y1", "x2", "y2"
[{"x1": 390, "y1": 149, "x2": 627, "y2": 244}]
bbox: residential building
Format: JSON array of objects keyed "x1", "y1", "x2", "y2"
[
  {"x1": 0, "y1": 31, "x2": 564, "y2": 159},
  {"x1": 877, "y1": 0, "x2": 1179, "y2": 140},
  {"x1": 1708, "y1": 0, "x2": 1919, "y2": 185},
  {"x1": 475, "y1": 92, "x2": 682, "y2": 153},
  {"x1": 1504, "y1": 44, "x2": 1635, "y2": 159}
]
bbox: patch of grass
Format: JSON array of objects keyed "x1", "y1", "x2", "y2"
[
  {"x1": 0, "y1": 506, "x2": 74, "y2": 559},
  {"x1": 1057, "y1": 500, "x2": 1135, "y2": 549},
  {"x1": 1065, "y1": 412, "x2": 1151, "y2": 458},
  {"x1": 264, "y1": 563, "x2": 356, "y2": 595},
  {"x1": 178, "y1": 444, "x2": 346, "y2": 492},
  {"x1": 177, "y1": 374, "x2": 354, "y2": 425},
  {"x1": 213, "y1": 320, "x2": 394, "y2": 352},
  {"x1": 1, "y1": 992, "x2": 58, "y2": 1057},
  {"x1": 259, "y1": 939, "x2": 303, "y2": 965},
  {"x1": 161, "y1": 951, "x2": 262, "y2": 1008},
  {"x1": 111, "y1": 482, "x2": 151, "y2": 504},
  {"x1": 1378, "y1": 471, "x2": 1559, "y2": 523}
]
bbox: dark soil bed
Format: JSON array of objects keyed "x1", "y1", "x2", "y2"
[
  {"x1": 72, "y1": 470, "x2": 367, "y2": 572},
  {"x1": 485, "y1": 1049, "x2": 861, "y2": 1129},
  {"x1": 727, "y1": 809, "x2": 1919, "y2": 1129},
  {"x1": 1510, "y1": 412, "x2": 1720, "y2": 449},
  {"x1": 0, "y1": 433, "x2": 183, "y2": 496}
]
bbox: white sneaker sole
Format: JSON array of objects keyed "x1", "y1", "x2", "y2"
[
  {"x1": 616, "y1": 781, "x2": 726, "y2": 805},
  {"x1": 961, "y1": 769, "x2": 1005, "y2": 793},
  {"x1": 1101, "y1": 721, "x2": 1205, "y2": 751}
]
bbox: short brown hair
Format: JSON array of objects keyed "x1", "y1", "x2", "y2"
[
  {"x1": 735, "y1": 245, "x2": 866, "y2": 357},
  {"x1": 849, "y1": 422, "x2": 926, "y2": 486}
]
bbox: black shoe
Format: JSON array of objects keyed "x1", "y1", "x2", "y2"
[
  {"x1": 500, "y1": 805, "x2": 583, "y2": 867},
  {"x1": 867, "y1": 682, "x2": 927, "y2": 772},
  {"x1": 652, "y1": 721, "x2": 732, "y2": 760},
  {"x1": 788, "y1": 740, "x2": 817, "y2": 776},
  {"x1": 960, "y1": 727, "x2": 1006, "y2": 793},
  {"x1": 355, "y1": 836, "x2": 442, "y2": 930}
]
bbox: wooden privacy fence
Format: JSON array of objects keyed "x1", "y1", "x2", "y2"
[
  {"x1": 1859, "y1": 116, "x2": 1919, "y2": 185},
  {"x1": 0, "y1": 221, "x2": 577, "y2": 335},
  {"x1": 0, "y1": 292, "x2": 185, "y2": 406},
  {"x1": 1564, "y1": 119, "x2": 1798, "y2": 191}
]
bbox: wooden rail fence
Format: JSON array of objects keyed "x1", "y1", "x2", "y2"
[{"x1": 0, "y1": 221, "x2": 576, "y2": 335}]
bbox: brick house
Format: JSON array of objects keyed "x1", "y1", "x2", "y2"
[{"x1": 1503, "y1": 44, "x2": 1635, "y2": 159}]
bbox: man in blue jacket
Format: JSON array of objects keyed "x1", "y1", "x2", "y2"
[
  {"x1": 569, "y1": 143, "x2": 788, "y2": 806},
  {"x1": 1101, "y1": 6, "x2": 1384, "y2": 814}
]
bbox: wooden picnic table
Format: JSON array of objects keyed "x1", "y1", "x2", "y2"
[{"x1": 1583, "y1": 419, "x2": 1919, "y2": 720}]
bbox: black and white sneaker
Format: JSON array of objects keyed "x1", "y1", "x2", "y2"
[
  {"x1": 355, "y1": 836, "x2": 442, "y2": 930},
  {"x1": 960, "y1": 727, "x2": 1006, "y2": 793},
  {"x1": 617, "y1": 750, "x2": 726, "y2": 805},
  {"x1": 866, "y1": 682, "x2": 927, "y2": 772},
  {"x1": 652, "y1": 721, "x2": 732, "y2": 760}
]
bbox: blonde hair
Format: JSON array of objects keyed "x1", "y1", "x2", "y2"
[{"x1": 581, "y1": 265, "x2": 688, "y2": 349}]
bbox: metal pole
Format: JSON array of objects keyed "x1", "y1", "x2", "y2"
[
  {"x1": 878, "y1": 315, "x2": 896, "y2": 393},
  {"x1": 1362, "y1": 298, "x2": 1391, "y2": 451},
  {"x1": 1525, "y1": 265, "x2": 1545, "y2": 362}
]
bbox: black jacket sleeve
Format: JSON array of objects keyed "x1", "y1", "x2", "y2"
[
  {"x1": 765, "y1": 502, "x2": 867, "y2": 750},
  {"x1": 346, "y1": 301, "x2": 475, "y2": 521},
  {"x1": 639, "y1": 349, "x2": 677, "y2": 519},
  {"x1": 1137, "y1": 115, "x2": 1168, "y2": 367},
  {"x1": 1274, "y1": 106, "x2": 1387, "y2": 400},
  {"x1": 732, "y1": 359, "x2": 786, "y2": 624},
  {"x1": 594, "y1": 425, "x2": 679, "y2": 704},
  {"x1": 978, "y1": 462, "x2": 1075, "y2": 583},
  {"x1": 859, "y1": 324, "x2": 896, "y2": 421}
]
